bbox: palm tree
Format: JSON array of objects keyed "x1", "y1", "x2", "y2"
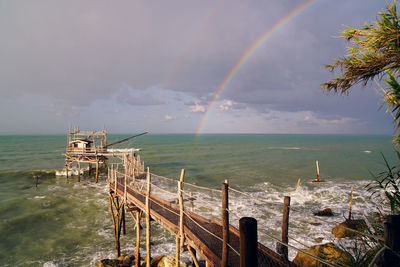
[{"x1": 323, "y1": 1, "x2": 400, "y2": 142}]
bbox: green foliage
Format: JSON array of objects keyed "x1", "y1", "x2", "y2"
[
  {"x1": 367, "y1": 152, "x2": 400, "y2": 214},
  {"x1": 323, "y1": 1, "x2": 400, "y2": 144}
]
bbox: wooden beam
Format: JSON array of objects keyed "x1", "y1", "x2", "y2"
[
  {"x1": 135, "y1": 211, "x2": 140, "y2": 267},
  {"x1": 188, "y1": 246, "x2": 200, "y2": 267},
  {"x1": 179, "y1": 169, "x2": 185, "y2": 248},
  {"x1": 145, "y1": 167, "x2": 151, "y2": 267}
]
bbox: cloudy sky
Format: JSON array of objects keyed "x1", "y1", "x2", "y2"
[{"x1": 0, "y1": 0, "x2": 394, "y2": 134}]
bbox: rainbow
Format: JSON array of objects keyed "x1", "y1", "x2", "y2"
[{"x1": 194, "y1": 0, "x2": 317, "y2": 139}]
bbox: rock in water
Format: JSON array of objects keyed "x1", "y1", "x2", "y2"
[
  {"x1": 332, "y1": 219, "x2": 367, "y2": 239},
  {"x1": 313, "y1": 208, "x2": 334, "y2": 216},
  {"x1": 150, "y1": 255, "x2": 187, "y2": 267},
  {"x1": 293, "y1": 243, "x2": 353, "y2": 267},
  {"x1": 96, "y1": 254, "x2": 134, "y2": 267},
  {"x1": 96, "y1": 259, "x2": 124, "y2": 267}
]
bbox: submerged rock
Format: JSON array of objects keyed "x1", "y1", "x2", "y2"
[
  {"x1": 293, "y1": 242, "x2": 353, "y2": 267},
  {"x1": 150, "y1": 255, "x2": 187, "y2": 267},
  {"x1": 313, "y1": 208, "x2": 334, "y2": 216},
  {"x1": 332, "y1": 219, "x2": 367, "y2": 239},
  {"x1": 96, "y1": 254, "x2": 135, "y2": 267},
  {"x1": 96, "y1": 258, "x2": 126, "y2": 267},
  {"x1": 314, "y1": 237, "x2": 324, "y2": 243}
]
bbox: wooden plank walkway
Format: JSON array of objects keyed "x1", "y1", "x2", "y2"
[{"x1": 110, "y1": 178, "x2": 295, "y2": 267}]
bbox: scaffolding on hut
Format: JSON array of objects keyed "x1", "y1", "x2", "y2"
[{"x1": 64, "y1": 126, "x2": 146, "y2": 182}]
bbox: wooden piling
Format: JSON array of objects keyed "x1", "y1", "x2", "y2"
[
  {"x1": 316, "y1": 160, "x2": 320, "y2": 181},
  {"x1": 240, "y1": 217, "x2": 258, "y2": 267},
  {"x1": 88, "y1": 163, "x2": 92, "y2": 175},
  {"x1": 95, "y1": 161, "x2": 99, "y2": 183},
  {"x1": 178, "y1": 169, "x2": 185, "y2": 248},
  {"x1": 146, "y1": 167, "x2": 151, "y2": 267},
  {"x1": 189, "y1": 192, "x2": 194, "y2": 212},
  {"x1": 122, "y1": 205, "x2": 126, "y2": 235},
  {"x1": 135, "y1": 211, "x2": 140, "y2": 267},
  {"x1": 188, "y1": 246, "x2": 200, "y2": 267},
  {"x1": 383, "y1": 215, "x2": 400, "y2": 266},
  {"x1": 78, "y1": 161, "x2": 81, "y2": 182},
  {"x1": 175, "y1": 235, "x2": 180, "y2": 267},
  {"x1": 281, "y1": 196, "x2": 290, "y2": 260},
  {"x1": 348, "y1": 186, "x2": 353, "y2": 220},
  {"x1": 65, "y1": 161, "x2": 69, "y2": 178},
  {"x1": 222, "y1": 181, "x2": 229, "y2": 267},
  {"x1": 295, "y1": 178, "x2": 301, "y2": 191}
]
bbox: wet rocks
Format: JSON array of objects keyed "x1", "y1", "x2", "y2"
[
  {"x1": 293, "y1": 242, "x2": 353, "y2": 267},
  {"x1": 332, "y1": 219, "x2": 367, "y2": 239},
  {"x1": 313, "y1": 208, "x2": 334, "y2": 216},
  {"x1": 96, "y1": 254, "x2": 135, "y2": 267},
  {"x1": 150, "y1": 255, "x2": 187, "y2": 267}
]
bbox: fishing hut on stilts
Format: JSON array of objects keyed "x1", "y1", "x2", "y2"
[{"x1": 64, "y1": 126, "x2": 147, "y2": 183}]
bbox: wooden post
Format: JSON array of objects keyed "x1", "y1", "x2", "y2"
[
  {"x1": 78, "y1": 161, "x2": 81, "y2": 182},
  {"x1": 115, "y1": 166, "x2": 117, "y2": 191},
  {"x1": 279, "y1": 196, "x2": 290, "y2": 260},
  {"x1": 88, "y1": 163, "x2": 92, "y2": 175},
  {"x1": 383, "y1": 215, "x2": 400, "y2": 266},
  {"x1": 122, "y1": 205, "x2": 126, "y2": 235},
  {"x1": 135, "y1": 211, "x2": 140, "y2": 267},
  {"x1": 95, "y1": 161, "x2": 99, "y2": 183},
  {"x1": 146, "y1": 167, "x2": 151, "y2": 267},
  {"x1": 65, "y1": 161, "x2": 69, "y2": 179},
  {"x1": 316, "y1": 160, "x2": 320, "y2": 182},
  {"x1": 222, "y1": 180, "x2": 229, "y2": 267},
  {"x1": 188, "y1": 246, "x2": 200, "y2": 267},
  {"x1": 348, "y1": 186, "x2": 353, "y2": 220},
  {"x1": 189, "y1": 192, "x2": 194, "y2": 212},
  {"x1": 175, "y1": 235, "x2": 180, "y2": 267},
  {"x1": 240, "y1": 217, "x2": 258, "y2": 267},
  {"x1": 178, "y1": 169, "x2": 185, "y2": 248},
  {"x1": 295, "y1": 178, "x2": 301, "y2": 191}
]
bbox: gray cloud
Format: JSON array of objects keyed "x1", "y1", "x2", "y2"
[{"x1": 0, "y1": 0, "x2": 392, "y2": 133}]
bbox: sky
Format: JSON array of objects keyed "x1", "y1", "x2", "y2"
[{"x1": 0, "y1": 0, "x2": 394, "y2": 134}]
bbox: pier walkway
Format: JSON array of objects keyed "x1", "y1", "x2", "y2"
[{"x1": 108, "y1": 165, "x2": 295, "y2": 267}]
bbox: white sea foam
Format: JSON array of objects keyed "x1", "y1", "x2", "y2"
[
  {"x1": 265, "y1": 146, "x2": 302, "y2": 150},
  {"x1": 55, "y1": 167, "x2": 87, "y2": 176},
  {"x1": 363, "y1": 150, "x2": 372, "y2": 153}
]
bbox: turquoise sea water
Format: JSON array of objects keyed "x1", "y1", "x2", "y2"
[{"x1": 0, "y1": 134, "x2": 396, "y2": 265}]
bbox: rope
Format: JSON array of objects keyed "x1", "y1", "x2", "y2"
[
  {"x1": 258, "y1": 228, "x2": 344, "y2": 267},
  {"x1": 151, "y1": 172, "x2": 220, "y2": 192},
  {"x1": 228, "y1": 187, "x2": 283, "y2": 207},
  {"x1": 182, "y1": 210, "x2": 240, "y2": 256},
  {"x1": 289, "y1": 206, "x2": 385, "y2": 242},
  {"x1": 368, "y1": 246, "x2": 385, "y2": 267},
  {"x1": 183, "y1": 181, "x2": 221, "y2": 193},
  {"x1": 149, "y1": 182, "x2": 176, "y2": 196},
  {"x1": 150, "y1": 173, "x2": 177, "y2": 183},
  {"x1": 287, "y1": 234, "x2": 312, "y2": 249}
]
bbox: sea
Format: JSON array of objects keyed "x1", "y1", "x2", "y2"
[{"x1": 0, "y1": 134, "x2": 396, "y2": 266}]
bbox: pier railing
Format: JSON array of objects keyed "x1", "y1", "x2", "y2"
[{"x1": 103, "y1": 161, "x2": 400, "y2": 267}]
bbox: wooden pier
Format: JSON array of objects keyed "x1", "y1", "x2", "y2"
[
  {"x1": 107, "y1": 164, "x2": 295, "y2": 267},
  {"x1": 64, "y1": 128, "x2": 295, "y2": 266}
]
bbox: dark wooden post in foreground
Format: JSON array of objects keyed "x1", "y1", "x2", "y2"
[
  {"x1": 280, "y1": 196, "x2": 291, "y2": 260},
  {"x1": 383, "y1": 215, "x2": 400, "y2": 266},
  {"x1": 240, "y1": 217, "x2": 258, "y2": 267},
  {"x1": 222, "y1": 180, "x2": 229, "y2": 267}
]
